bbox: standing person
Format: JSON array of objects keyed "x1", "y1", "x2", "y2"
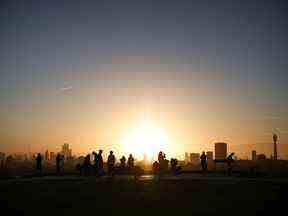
[
  {"x1": 128, "y1": 154, "x2": 134, "y2": 170},
  {"x1": 200, "y1": 151, "x2": 207, "y2": 173},
  {"x1": 226, "y1": 153, "x2": 235, "y2": 176},
  {"x1": 107, "y1": 151, "x2": 115, "y2": 176},
  {"x1": 96, "y1": 150, "x2": 104, "y2": 175},
  {"x1": 92, "y1": 151, "x2": 98, "y2": 175},
  {"x1": 60, "y1": 154, "x2": 65, "y2": 175},
  {"x1": 56, "y1": 153, "x2": 61, "y2": 175},
  {"x1": 83, "y1": 154, "x2": 91, "y2": 176},
  {"x1": 36, "y1": 153, "x2": 43, "y2": 176}
]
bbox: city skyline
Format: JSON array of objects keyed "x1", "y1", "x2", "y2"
[{"x1": 1, "y1": 0, "x2": 288, "y2": 158}]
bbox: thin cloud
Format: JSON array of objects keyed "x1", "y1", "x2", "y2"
[
  {"x1": 60, "y1": 86, "x2": 73, "y2": 91},
  {"x1": 263, "y1": 116, "x2": 281, "y2": 120}
]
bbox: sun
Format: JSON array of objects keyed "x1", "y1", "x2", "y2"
[{"x1": 122, "y1": 120, "x2": 169, "y2": 161}]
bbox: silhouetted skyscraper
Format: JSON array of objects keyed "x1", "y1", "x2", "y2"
[
  {"x1": 257, "y1": 154, "x2": 266, "y2": 160},
  {"x1": 61, "y1": 143, "x2": 72, "y2": 158},
  {"x1": 252, "y1": 150, "x2": 257, "y2": 161},
  {"x1": 50, "y1": 152, "x2": 55, "y2": 161},
  {"x1": 273, "y1": 134, "x2": 278, "y2": 160},
  {"x1": 185, "y1": 152, "x2": 189, "y2": 163},
  {"x1": 45, "y1": 150, "x2": 49, "y2": 161},
  {"x1": 215, "y1": 143, "x2": 227, "y2": 160},
  {"x1": 190, "y1": 153, "x2": 200, "y2": 164}
]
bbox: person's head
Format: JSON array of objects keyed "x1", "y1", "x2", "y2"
[
  {"x1": 231, "y1": 152, "x2": 235, "y2": 156},
  {"x1": 110, "y1": 151, "x2": 113, "y2": 155},
  {"x1": 202, "y1": 151, "x2": 205, "y2": 154},
  {"x1": 129, "y1": 154, "x2": 132, "y2": 158},
  {"x1": 99, "y1": 150, "x2": 103, "y2": 154}
]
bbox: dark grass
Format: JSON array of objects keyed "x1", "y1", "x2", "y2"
[{"x1": 0, "y1": 177, "x2": 287, "y2": 215}]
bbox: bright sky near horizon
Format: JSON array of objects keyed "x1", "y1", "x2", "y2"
[{"x1": 1, "y1": 0, "x2": 288, "y2": 159}]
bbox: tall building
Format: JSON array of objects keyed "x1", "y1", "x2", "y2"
[
  {"x1": 45, "y1": 150, "x2": 49, "y2": 161},
  {"x1": 61, "y1": 143, "x2": 72, "y2": 158},
  {"x1": 0, "y1": 152, "x2": 5, "y2": 165},
  {"x1": 190, "y1": 153, "x2": 200, "y2": 164},
  {"x1": 50, "y1": 152, "x2": 55, "y2": 161},
  {"x1": 143, "y1": 153, "x2": 149, "y2": 164},
  {"x1": 185, "y1": 152, "x2": 189, "y2": 163},
  {"x1": 257, "y1": 154, "x2": 266, "y2": 160},
  {"x1": 206, "y1": 151, "x2": 213, "y2": 160},
  {"x1": 215, "y1": 143, "x2": 227, "y2": 160},
  {"x1": 252, "y1": 150, "x2": 257, "y2": 161}
]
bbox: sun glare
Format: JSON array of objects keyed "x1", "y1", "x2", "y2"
[{"x1": 122, "y1": 120, "x2": 169, "y2": 160}]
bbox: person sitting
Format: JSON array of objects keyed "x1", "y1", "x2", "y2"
[
  {"x1": 152, "y1": 161, "x2": 160, "y2": 174},
  {"x1": 120, "y1": 156, "x2": 126, "y2": 168}
]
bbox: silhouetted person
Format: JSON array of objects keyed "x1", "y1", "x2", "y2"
[
  {"x1": 60, "y1": 154, "x2": 65, "y2": 175},
  {"x1": 107, "y1": 151, "x2": 115, "y2": 175},
  {"x1": 120, "y1": 156, "x2": 126, "y2": 168},
  {"x1": 200, "y1": 151, "x2": 207, "y2": 173},
  {"x1": 152, "y1": 161, "x2": 160, "y2": 175},
  {"x1": 98, "y1": 150, "x2": 103, "y2": 171},
  {"x1": 56, "y1": 153, "x2": 61, "y2": 175},
  {"x1": 92, "y1": 151, "x2": 98, "y2": 174},
  {"x1": 170, "y1": 158, "x2": 177, "y2": 174},
  {"x1": 227, "y1": 152, "x2": 235, "y2": 176},
  {"x1": 158, "y1": 151, "x2": 168, "y2": 173},
  {"x1": 128, "y1": 154, "x2": 134, "y2": 169},
  {"x1": 36, "y1": 153, "x2": 43, "y2": 176},
  {"x1": 83, "y1": 154, "x2": 91, "y2": 176}
]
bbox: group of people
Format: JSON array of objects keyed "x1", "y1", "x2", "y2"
[
  {"x1": 35, "y1": 150, "x2": 236, "y2": 177},
  {"x1": 35, "y1": 153, "x2": 65, "y2": 176},
  {"x1": 79, "y1": 150, "x2": 136, "y2": 176},
  {"x1": 152, "y1": 151, "x2": 182, "y2": 175},
  {"x1": 200, "y1": 151, "x2": 235, "y2": 175}
]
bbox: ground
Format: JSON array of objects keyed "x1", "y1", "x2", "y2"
[{"x1": 0, "y1": 175, "x2": 287, "y2": 215}]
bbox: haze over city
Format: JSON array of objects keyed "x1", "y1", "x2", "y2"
[{"x1": 1, "y1": 0, "x2": 288, "y2": 160}]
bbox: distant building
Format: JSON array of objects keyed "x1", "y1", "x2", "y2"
[
  {"x1": 190, "y1": 153, "x2": 200, "y2": 164},
  {"x1": 143, "y1": 153, "x2": 149, "y2": 164},
  {"x1": 207, "y1": 151, "x2": 213, "y2": 160},
  {"x1": 0, "y1": 152, "x2": 5, "y2": 160},
  {"x1": 45, "y1": 150, "x2": 49, "y2": 161},
  {"x1": 0, "y1": 152, "x2": 5, "y2": 166},
  {"x1": 257, "y1": 154, "x2": 266, "y2": 160},
  {"x1": 50, "y1": 152, "x2": 55, "y2": 161},
  {"x1": 215, "y1": 143, "x2": 227, "y2": 160},
  {"x1": 61, "y1": 143, "x2": 72, "y2": 158},
  {"x1": 185, "y1": 152, "x2": 189, "y2": 163},
  {"x1": 252, "y1": 150, "x2": 257, "y2": 161}
]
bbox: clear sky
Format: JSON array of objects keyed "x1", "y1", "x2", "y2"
[{"x1": 1, "y1": 0, "x2": 288, "y2": 159}]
